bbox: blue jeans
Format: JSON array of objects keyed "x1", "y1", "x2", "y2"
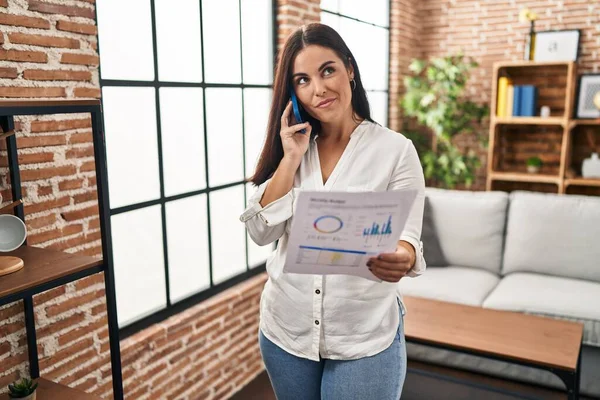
[{"x1": 258, "y1": 305, "x2": 407, "y2": 400}]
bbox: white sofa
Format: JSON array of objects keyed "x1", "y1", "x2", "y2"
[{"x1": 399, "y1": 188, "x2": 600, "y2": 397}]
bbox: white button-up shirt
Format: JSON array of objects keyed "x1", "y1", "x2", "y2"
[{"x1": 240, "y1": 120, "x2": 426, "y2": 361}]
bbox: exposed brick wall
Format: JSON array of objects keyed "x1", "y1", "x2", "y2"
[
  {"x1": 117, "y1": 274, "x2": 266, "y2": 400},
  {"x1": 390, "y1": 0, "x2": 600, "y2": 190},
  {"x1": 276, "y1": 0, "x2": 320, "y2": 52},
  {"x1": 388, "y1": 0, "x2": 422, "y2": 133},
  {"x1": 0, "y1": 0, "x2": 108, "y2": 396}
]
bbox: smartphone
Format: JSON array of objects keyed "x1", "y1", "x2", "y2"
[{"x1": 290, "y1": 90, "x2": 306, "y2": 134}]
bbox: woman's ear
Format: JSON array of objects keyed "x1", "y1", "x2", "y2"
[{"x1": 347, "y1": 57, "x2": 354, "y2": 80}]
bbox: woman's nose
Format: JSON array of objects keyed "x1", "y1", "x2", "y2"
[{"x1": 313, "y1": 80, "x2": 326, "y2": 96}]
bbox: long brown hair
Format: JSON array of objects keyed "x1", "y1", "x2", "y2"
[{"x1": 249, "y1": 23, "x2": 373, "y2": 186}]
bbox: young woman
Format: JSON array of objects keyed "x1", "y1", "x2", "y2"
[{"x1": 239, "y1": 23, "x2": 426, "y2": 399}]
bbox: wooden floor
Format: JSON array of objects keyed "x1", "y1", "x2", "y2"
[{"x1": 231, "y1": 360, "x2": 597, "y2": 400}]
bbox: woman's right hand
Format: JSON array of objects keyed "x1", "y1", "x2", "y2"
[{"x1": 280, "y1": 100, "x2": 312, "y2": 162}]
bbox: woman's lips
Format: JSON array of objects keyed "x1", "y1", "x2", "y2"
[{"x1": 316, "y1": 98, "x2": 336, "y2": 108}]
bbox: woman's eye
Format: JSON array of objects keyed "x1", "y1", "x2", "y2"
[
  {"x1": 324, "y1": 67, "x2": 335, "y2": 76},
  {"x1": 297, "y1": 77, "x2": 307, "y2": 85}
]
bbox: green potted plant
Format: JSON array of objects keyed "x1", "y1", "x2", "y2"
[
  {"x1": 401, "y1": 54, "x2": 489, "y2": 188},
  {"x1": 8, "y1": 378, "x2": 38, "y2": 400},
  {"x1": 526, "y1": 156, "x2": 543, "y2": 174}
]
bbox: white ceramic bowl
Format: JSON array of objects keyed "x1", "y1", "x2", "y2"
[{"x1": 0, "y1": 215, "x2": 27, "y2": 252}]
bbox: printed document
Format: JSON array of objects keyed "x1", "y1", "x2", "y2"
[{"x1": 284, "y1": 189, "x2": 417, "y2": 281}]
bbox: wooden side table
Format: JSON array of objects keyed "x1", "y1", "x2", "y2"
[{"x1": 404, "y1": 296, "x2": 584, "y2": 399}]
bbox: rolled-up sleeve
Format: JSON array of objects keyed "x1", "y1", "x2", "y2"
[
  {"x1": 387, "y1": 141, "x2": 427, "y2": 277},
  {"x1": 239, "y1": 179, "x2": 294, "y2": 246}
]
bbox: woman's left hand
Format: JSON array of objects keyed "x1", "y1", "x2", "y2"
[{"x1": 367, "y1": 246, "x2": 413, "y2": 282}]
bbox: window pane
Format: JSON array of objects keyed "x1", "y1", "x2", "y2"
[
  {"x1": 246, "y1": 183, "x2": 275, "y2": 268},
  {"x1": 159, "y1": 88, "x2": 206, "y2": 197},
  {"x1": 112, "y1": 206, "x2": 166, "y2": 326},
  {"x1": 166, "y1": 195, "x2": 210, "y2": 303},
  {"x1": 241, "y1": 0, "x2": 273, "y2": 85},
  {"x1": 96, "y1": 0, "x2": 154, "y2": 81},
  {"x1": 367, "y1": 91, "x2": 388, "y2": 128},
  {"x1": 244, "y1": 88, "x2": 271, "y2": 178},
  {"x1": 102, "y1": 87, "x2": 160, "y2": 208},
  {"x1": 206, "y1": 88, "x2": 243, "y2": 186},
  {"x1": 320, "y1": 0, "x2": 339, "y2": 13},
  {"x1": 339, "y1": 0, "x2": 389, "y2": 27},
  {"x1": 155, "y1": 0, "x2": 203, "y2": 82},
  {"x1": 339, "y1": 19, "x2": 388, "y2": 91},
  {"x1": 320, "y1": 12, "x2": 340, "y2": 31},
  {"x1": 248, "y1": 232, "x2": 274, "y2": 269},
  {"x1": 202, "y1": 0, "x2": 241, "y2": 83},
  {"x1": 210, "y1": 186, "x2": 246, "y2": 284}
]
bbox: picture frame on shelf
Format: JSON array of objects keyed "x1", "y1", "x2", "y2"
[
  {"x1": 533, "y1": 29, "x2": 580, "y2": 62},
  {"x1": 575, "y1": 74, "x2": 600, "y2": 119}
]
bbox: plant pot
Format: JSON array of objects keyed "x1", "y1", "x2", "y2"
[
  {"x1": 527, "y1": 165, "x2": 540, "y2": 174},
  {"x1": 12, "y1": 392, "x2": 36, "y2": 400}
]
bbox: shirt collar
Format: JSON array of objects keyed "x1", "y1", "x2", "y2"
[{"x1": 312, "y1": 119, "x2": 369, "y2": 142}]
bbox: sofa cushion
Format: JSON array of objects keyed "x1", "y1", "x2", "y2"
[
  {"x1": 503, "y1": 191, "x2": 600, "y2": 283},
  {"x1": 483, "y1": 272, "x2": 600, "y2": 348},
  {"x1": 422, "y1": 188, "x2": 508, "y2": 274},
  {"x1": 399, "y1": 266, "x2": 500, "y2": 306}
]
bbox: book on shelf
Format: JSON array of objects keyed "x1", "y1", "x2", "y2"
[
  {"x1": 496, "y1": 77, "x2": 511, "y2": 117},
  {"x1": 512, "y1": 85, "x2": 522, "y2": 117},
  {"x1": 496, "y1": 83, "x2": 538, "y2": 118},
  {"x1": 520, "y1": 85, "x2": 537, "y2": 117},
  {"x1": 506, "y1": 85, "x2": 514, "y2": 116}
]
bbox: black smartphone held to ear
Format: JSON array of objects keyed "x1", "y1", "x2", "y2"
[{"x1": 290, "y1": 89, "x2": 306, "y2": 134}]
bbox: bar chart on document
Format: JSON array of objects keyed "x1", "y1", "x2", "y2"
[
  {"x1": 285, "y1": 189, "x2": 417, "y2": 280},
  {"x1": 297, "y1": 213, "x2": 396, "y2": 266}
]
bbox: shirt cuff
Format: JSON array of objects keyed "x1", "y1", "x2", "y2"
[
  {"x1": 400, "y1": 235, "x2": 426, "y2": 277},
  {"x1": 239, "y1": 189, "x2": 294, "y2": 227}
]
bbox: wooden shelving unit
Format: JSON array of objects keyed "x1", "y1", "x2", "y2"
[
  {"x1": 492, "y1": 116, "x2": 566, "y2": 126},
  {"x1": 0, "y1": 378, "x2": 100, "y2": 400},
  {"x1": 487, "y1": 61, "x2": 600, "y2": 195},
  {"x1": 0, "y1": 247, "x2": 103, "y2": 302},
  {"x1": 0, "y1": 100, "x2": 123, "y2": 399},
  {"x1": 565, "y1": 178, "x2": 600, "y2": 188},
  {"x1": 488, "y1": 171, "x2": 560, "y2": 185},
  {"x1": 569, "y1": 119, "x2": 600, "y2": 129}
]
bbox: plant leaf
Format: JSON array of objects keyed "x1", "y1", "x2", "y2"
[{"x1": 399, "y1": 54, "x2": 487, "y2": 188}]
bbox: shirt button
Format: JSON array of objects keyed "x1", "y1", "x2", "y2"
[
  {"x1": 315, "y1": 320, "x2": 320, "y2": 325},
  {"x1": 315, "y1": 289, "x2": 320, "y2": 294}
]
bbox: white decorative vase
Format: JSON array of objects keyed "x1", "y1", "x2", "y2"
[
  {"x1": 527, "y1": 165, "x2": 540, "y2": 174},
  {"x1": 582, "y1": 153, "x2": 600, "y2": 178}
]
